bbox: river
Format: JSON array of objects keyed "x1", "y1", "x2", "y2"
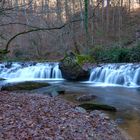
[{"x1": 0, "y1": 62, "x2": 140, "y2": 139}]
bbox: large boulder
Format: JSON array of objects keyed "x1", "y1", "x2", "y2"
[{"x1": 59, "y1": 52, "x2": 90, "y2": 81}]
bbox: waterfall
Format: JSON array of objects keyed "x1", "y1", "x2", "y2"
[
  {"x1": 0, "y1": 62, "x2": 62, "y2": 80},
  {"x1": 89, "y1": 64, "x2": 140, "y2": 87}
]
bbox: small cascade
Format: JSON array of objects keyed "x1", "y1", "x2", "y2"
[
  {"x1": 0, "y1": 62, "x2": 62, "y2": 80},
  {"x1": 89, "y1": 64, "x2": 140, "y2": 87}
]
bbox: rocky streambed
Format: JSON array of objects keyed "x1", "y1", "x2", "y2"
[{"x1": 0, "y1": 91, "x2": 130, "y2": 140}]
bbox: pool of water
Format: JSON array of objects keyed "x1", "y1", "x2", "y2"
[{"x1": 56, "y1": 81, "x2": 140, "y2": 140}]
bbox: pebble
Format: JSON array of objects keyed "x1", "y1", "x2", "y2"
[{"x1": 0, "y1": 91, "x2": 128, "y2": 140}]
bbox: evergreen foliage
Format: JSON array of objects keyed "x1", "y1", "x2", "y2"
[{"x1": 91, "y1": 42, "x2": 140, "y2": 63}]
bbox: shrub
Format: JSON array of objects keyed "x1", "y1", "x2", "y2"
[
  {"x1": 106, "y1": 47, "x2": 130, "y2": 63},
  {"x1": 129, "y1": 42, "x2": 140, "y2": 62},
  {"x1": 90, "y1": 45, "x2": 106, "y2": 63},
  {"x1": 92, "y1": 46, "x2": 131, "y2": 63}
]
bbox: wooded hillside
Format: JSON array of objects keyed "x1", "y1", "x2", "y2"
[{"x1": 0, "y1": 0, "x2": 140, "y2": 60}]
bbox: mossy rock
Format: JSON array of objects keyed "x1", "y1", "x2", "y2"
[
  {"x1": 79, "y1": 103, "x2": 117, "y2": 112},
  {"x1": 76, "y1": 54, "x2": 95, "y2": 66},
  {"x1": 59, "y1": 52, "x2": 90, "y2": 81},
  {"x1": 1, "y1": 81, "x2": 50, "y2": 91}
]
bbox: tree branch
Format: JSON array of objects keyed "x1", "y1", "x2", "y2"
[
  {"x1": 5, "y1": 24, "x2": 67, "y2": 51},
  {"x1": 0, "y1": 22, "x2": 40, "y2": 28},
  {"x1": 4, "y1": 0, "x2": 103, "y2": 53}
]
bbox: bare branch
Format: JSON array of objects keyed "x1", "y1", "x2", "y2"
[
  {"x1": 3, "y1": 0, "x2": 103, "y2": 53},
  {"x1": 0, "y1": 22, "x2": 40, "y2": 29},
  {"x1": 5, "y1": 24, "x2": 67, "y2": 52}
]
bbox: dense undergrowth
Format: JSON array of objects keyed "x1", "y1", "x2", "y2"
[
  {"x1": 91, "y1": 42, "x2": 140, "y2": 63},
  {"x1": 1, "y1": 42, "x2": 140, "y2": 64}
]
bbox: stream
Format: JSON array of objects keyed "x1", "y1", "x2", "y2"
[
  {"x1": 56, "y1": 81, "x2": 140, "y2": 140},
  {"x1": 0, "y1": 62, "x2": 140, "y2": 139}
]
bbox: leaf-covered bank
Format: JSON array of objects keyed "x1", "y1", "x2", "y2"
[{"x1": 0, "y1": 91, "x2": 129, "y2": 140}]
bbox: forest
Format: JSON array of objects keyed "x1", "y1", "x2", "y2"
[
  {"x1": 0, "y1": 1, "x2": 140, "y2": 140},
  {"x1": 0, "y1": 0, "x2": 140, "y2": 62}
]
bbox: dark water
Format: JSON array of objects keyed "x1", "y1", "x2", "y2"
[{"x1": 55, "y1": 81, "x2": 140, "y2": 140}]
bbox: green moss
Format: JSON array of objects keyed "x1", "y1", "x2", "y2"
[
  {"x1": 61, "y1": 52, "x2": 95, "y2": 66},
  {"x1": 79, "y1": 103, "x2": 117, "y2": 112},
  {"x1": 1, "y1": 81, "x2": 50, "y2": 91},
  {"x1": 76, "y1": 54, "x2": 95, "y2": 66}
]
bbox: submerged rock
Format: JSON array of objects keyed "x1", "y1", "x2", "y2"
[
  {"x1": 32, "y1": 85, "x2": 65, "y2": 97},
  {"x1": 75, "y1": 107, "x2": 87, "y2": 113},
  {"x1": 79, "y1": 103, "x2": 117, "y2": 112},
  {"x1": 48, "y1": 89, "x2": 59, "y2": 97},
  {"x1": 76, "y1": 94, "x2": 97, "y2": 102},
  {"x1": 59, "y1": 52, "x2": 90, "y2": 81},
  {"x1": 1, "y1": 81, "x2": 50, "y2": 91}
]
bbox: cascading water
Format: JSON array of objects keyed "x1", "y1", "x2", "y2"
[
  {"x1": 0, "y1": 62, "x2": 62, "y2": 80},
  {"x1": 89, "y1": 64, "x2": 140, "y2": 87}
]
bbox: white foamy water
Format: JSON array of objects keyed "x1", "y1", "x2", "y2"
[
  {"x1": 89, "y1": 64, "x2": 140, "y2": 87},
  {"x1": 0, "y1": 62, "x2": 63, "y2": 81}
]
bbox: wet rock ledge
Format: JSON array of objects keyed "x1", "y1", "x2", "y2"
[{"x1": 0, "y1": 92, "x2": 129, "y2": 140}]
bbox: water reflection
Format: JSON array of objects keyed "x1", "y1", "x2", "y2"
[
  {"x1": 57, "y1": 82, "x2": 140, "y2": 140},
  {"x1": 110, "y1": 111, "x2": 140, "y2": 140}
]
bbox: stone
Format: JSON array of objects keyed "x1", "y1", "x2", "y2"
[
  {"x1": 33, "y1": 85, "x2": 65, "y2": 97},
  {"x1": 59, "y1": 52, "x2": 90, "y2": 81},
  {"x1": 75, "y1": 107, "x2": 87, "y2": 113},
  {"x1": 1, "y1": 81, "x2": 50, "y2": 91},
  {"x1": 79, "y1": 103, "x2": 117, "y2": 112},
  {"x1": 48, "y1": 90, "x2": 59, "y2": 97},
  {"x1": 76, "y1": 94, "x2": 97, "y2": 102}
]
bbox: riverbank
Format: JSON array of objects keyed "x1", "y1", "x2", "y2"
[{"x1": 0, "y1": 91, "x2": 130, "y2": 140}]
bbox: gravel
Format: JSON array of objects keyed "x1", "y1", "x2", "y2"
[{"x1": 0, "y1": 91, "x2": 129, "y2": 140}]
